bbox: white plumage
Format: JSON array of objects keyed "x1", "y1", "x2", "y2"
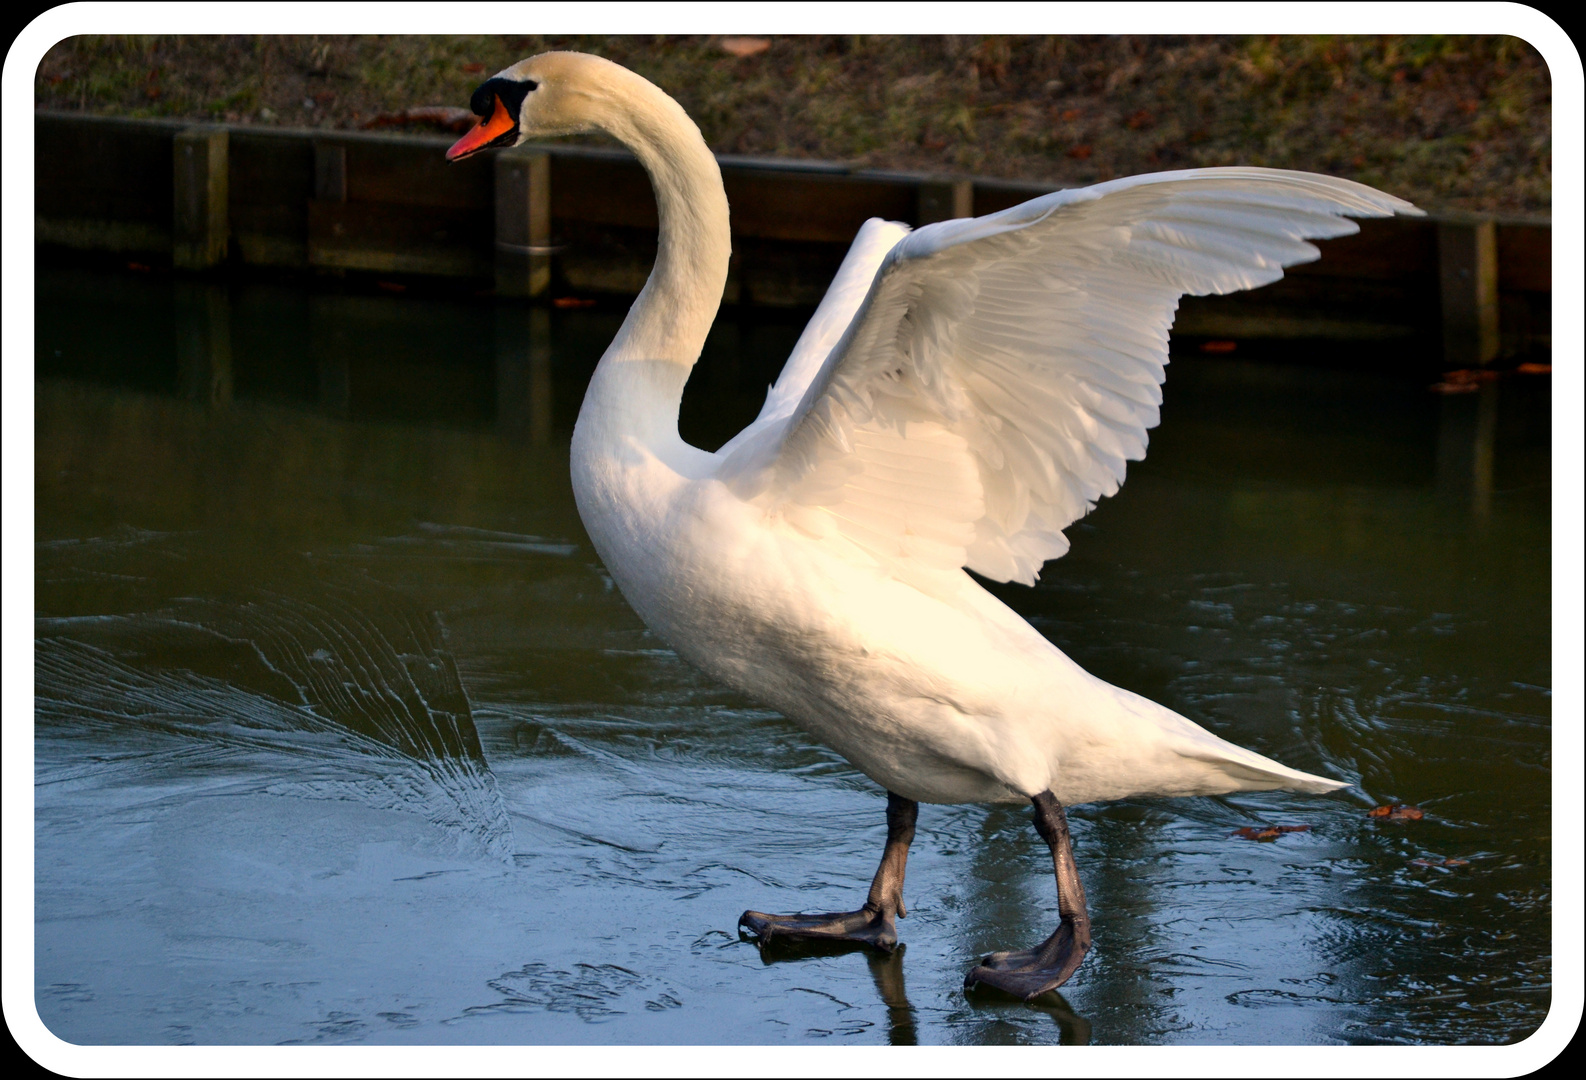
[
  {"x1": 449, "y1": 53, "x2": 1426, "y2": 810},
  {"x1": 448, "y1": 51, "x2": 1423, "y2": 993}
]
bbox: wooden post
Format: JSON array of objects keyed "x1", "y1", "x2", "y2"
[
  {"x1": 172, "y1": 127, "x2": 228, "y2": 269},
  {"x1": 1438, "y1": 218, "x2": 1499, "y2": 367},
  {"x1": 495, "y1": 148, "x2": 552, "y2": 297},
  {"x1": 916, "y1": 178, "x2": 972, "y2": 225}
]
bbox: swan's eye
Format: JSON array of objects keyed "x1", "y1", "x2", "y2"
[{"x1": 469, "y1": 77, "x2": 536, "y2": 119}]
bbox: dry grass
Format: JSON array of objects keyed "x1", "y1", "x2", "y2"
[{"x1": 35, "y1": 34, "x2": 1551, "y2": 216}]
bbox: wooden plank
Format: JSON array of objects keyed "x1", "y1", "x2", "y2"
[
  {"x1": 549, "y1": 149, "x2": 918, "y2": 242},
  {"x1": 32, "y1": 112, "x2": 1551, "y2": 343},
  {"x1": 35, "y1": 113, "x2": 176, "y2": 225},
  {"x1": 1286, "y1": 217, "x2": 1439, "y2": 281},
  {"x1": 228, "y1": 131, "x2": 313, "y2": 269},
  {"x1": 555, "y1": 222, "x2": 658, "y2": 295},
  {"x1": 1497, "y1": 222, "x2": 1550, "y2": 292},
  {"x1": 307, "y1": 200, "x2": 491, "y2": 278},
  {"x1": 342, "y1": 136, "x2": 493, "y2": 209},
  {"x1": 551, "y1": 152, "x2": 657, "y2": 229},
  {"x1": 725, "y1": 171, "x2": 914, "y2": 242},
  {"x1": 972, "y1": 178, "x2": 1061, "y2": 217},
  {"x1": 734, "y1": 238, "x2": 851, "y2": 307}
]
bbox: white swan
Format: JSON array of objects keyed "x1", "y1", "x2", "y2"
[{"x1": 448, "y1": 52, "x2": 1421, "y2": 1000}]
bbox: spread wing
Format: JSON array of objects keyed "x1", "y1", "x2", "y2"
[{"x1": 715, "y1": 167, "x2": 1420, "y2": 586}]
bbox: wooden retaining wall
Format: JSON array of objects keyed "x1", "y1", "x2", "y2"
[{"x1": 36, "y1": 111, "x2": 1551, "y2": 363}]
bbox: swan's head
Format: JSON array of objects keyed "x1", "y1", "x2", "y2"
[{"x1": 446, "y1": 52, "x2": 631, "y2": 162}]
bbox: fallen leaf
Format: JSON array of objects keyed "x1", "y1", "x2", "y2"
[
  {"x1": 720, "y1": 37, "x2": 770, "y2": 58},
  {"x1": 462, "y1": 62, "x2": 486, "y2": 74},
  {"x1": 1066, "y1": 144, "x2": 1093, "y2": 160},
  {"x1": 1125, "y1": 108, "x2": 1155, "y2": 130},
  {"x1": 1441, "y1": 368, "x2": 1501, "y2": 384},
  {"x1": 1231, "y1": 824, "x2": 1311, "y2": 841},
  {"x1": 1516, "y1": 362, "x2": 1551, "y2": 374},
  {"x1": 1368, "y1": 804, "x2": 1424, "y2": 820},
  {"x1": 1060, "y1": 108, "x2": 1082, "y2": 122},
  {"x1": 553, "y1": 296, "x2": 596, "y2": 309},
  {"x1": 1199, "y1": 340, "x2": 1237, "y2": 354}
]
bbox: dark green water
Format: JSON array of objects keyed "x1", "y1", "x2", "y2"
[{"x1": 33, "y1": 264, "x2": 1551, "y2": 1045}]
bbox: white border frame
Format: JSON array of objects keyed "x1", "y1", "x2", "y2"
[{"x1": 5, "y1": 4, "x2": 1580, "y2": 1075}]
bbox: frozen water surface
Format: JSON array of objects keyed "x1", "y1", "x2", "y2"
[{"x1": 31, "y1": 266, "x2": 1551, "y2": 1045}]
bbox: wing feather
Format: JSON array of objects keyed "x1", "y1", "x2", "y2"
[{"x1": 719, "y1": 167, "x2": 1420, "y2": 585}]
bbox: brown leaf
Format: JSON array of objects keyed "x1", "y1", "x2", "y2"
[
  {"x1": 1441, "y1": 368, "x2": 1502, "y2": 384},
  {"x1": 1517, "y1": 362, "x2": 1551, "y2": 374},
  {"x1": 1066, "y1": 144, "x2": 1093, "y2": 160},
  {"x1": 1368, "y1": 804, "x2": 1424, "y2": 820},
  {"x1": 462, "y1": 62, "x2": 486, "y2": 75},
  {"x1": 720, "y1": 37, "x2": 770, "y2": 59},
  {"x1": 1231, "y1": 824, "x2": 1311, "y2": 841}
]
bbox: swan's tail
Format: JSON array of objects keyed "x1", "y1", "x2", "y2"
[
  {"x1": 1177, "y1": 740, "x2": 1352, "y2": 795},
  {"x1": 1160, "y1": 703, "x2": 1351, "y2": 796},
  {"x1": 1132, "y1": 687, "x2": 1352, "y2": 797},
  {"x1": 1052, "y1": 683, "x2": 1353, "y2": 804}
]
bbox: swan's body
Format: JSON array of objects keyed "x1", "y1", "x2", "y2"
[{"x1": 449, "y1": 52, "x2": 1420, "y2": 997}]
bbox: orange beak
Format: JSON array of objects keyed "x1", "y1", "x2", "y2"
[{"x1": 446, "y1": 94, "x2": 516, "y2": 162}]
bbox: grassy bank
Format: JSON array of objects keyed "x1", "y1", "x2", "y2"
[{"x1": 36, "y1": 34, "x2": 1551, "y2": 216}]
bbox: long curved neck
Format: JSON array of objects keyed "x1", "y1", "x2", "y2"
[{"x1": 575, "y1": 70, "x2": 731, "y2": 454}]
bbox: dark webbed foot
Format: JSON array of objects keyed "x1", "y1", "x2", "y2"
[
  {"x1": 963, "y1": 792, "x2": 1092, "y2": 1001},
  {"x1": 964, "y1": 916, "x2": 1089, "y2": 1000},
  {"x1": 739, "y1": 904, "x2": 899, "y2": 951},
  {"x1": 741, "y1": 791, "x2": 917, "y2": 955}
]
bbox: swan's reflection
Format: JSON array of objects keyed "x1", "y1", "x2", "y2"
[
  {"x1": 965, "y1": 981, "x2": 1093, "y2": 1045},
  {"x1": 747, "y1": 936, "x2": 920, "y2": 1045},
  {"x1": 864, "y1": 948, "x2": 916, "y2": 1046},
  {"x1": 747, "y1": 932, "x2": 1093, "y2": 1044}
]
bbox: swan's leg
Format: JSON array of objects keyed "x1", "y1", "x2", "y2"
[
  {"x1": 740, "y1": 791, "x2": 918, "y2": 952},
  {"x1": 964, "y1": 791, "x2": 1092, "y2": 1000}
]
